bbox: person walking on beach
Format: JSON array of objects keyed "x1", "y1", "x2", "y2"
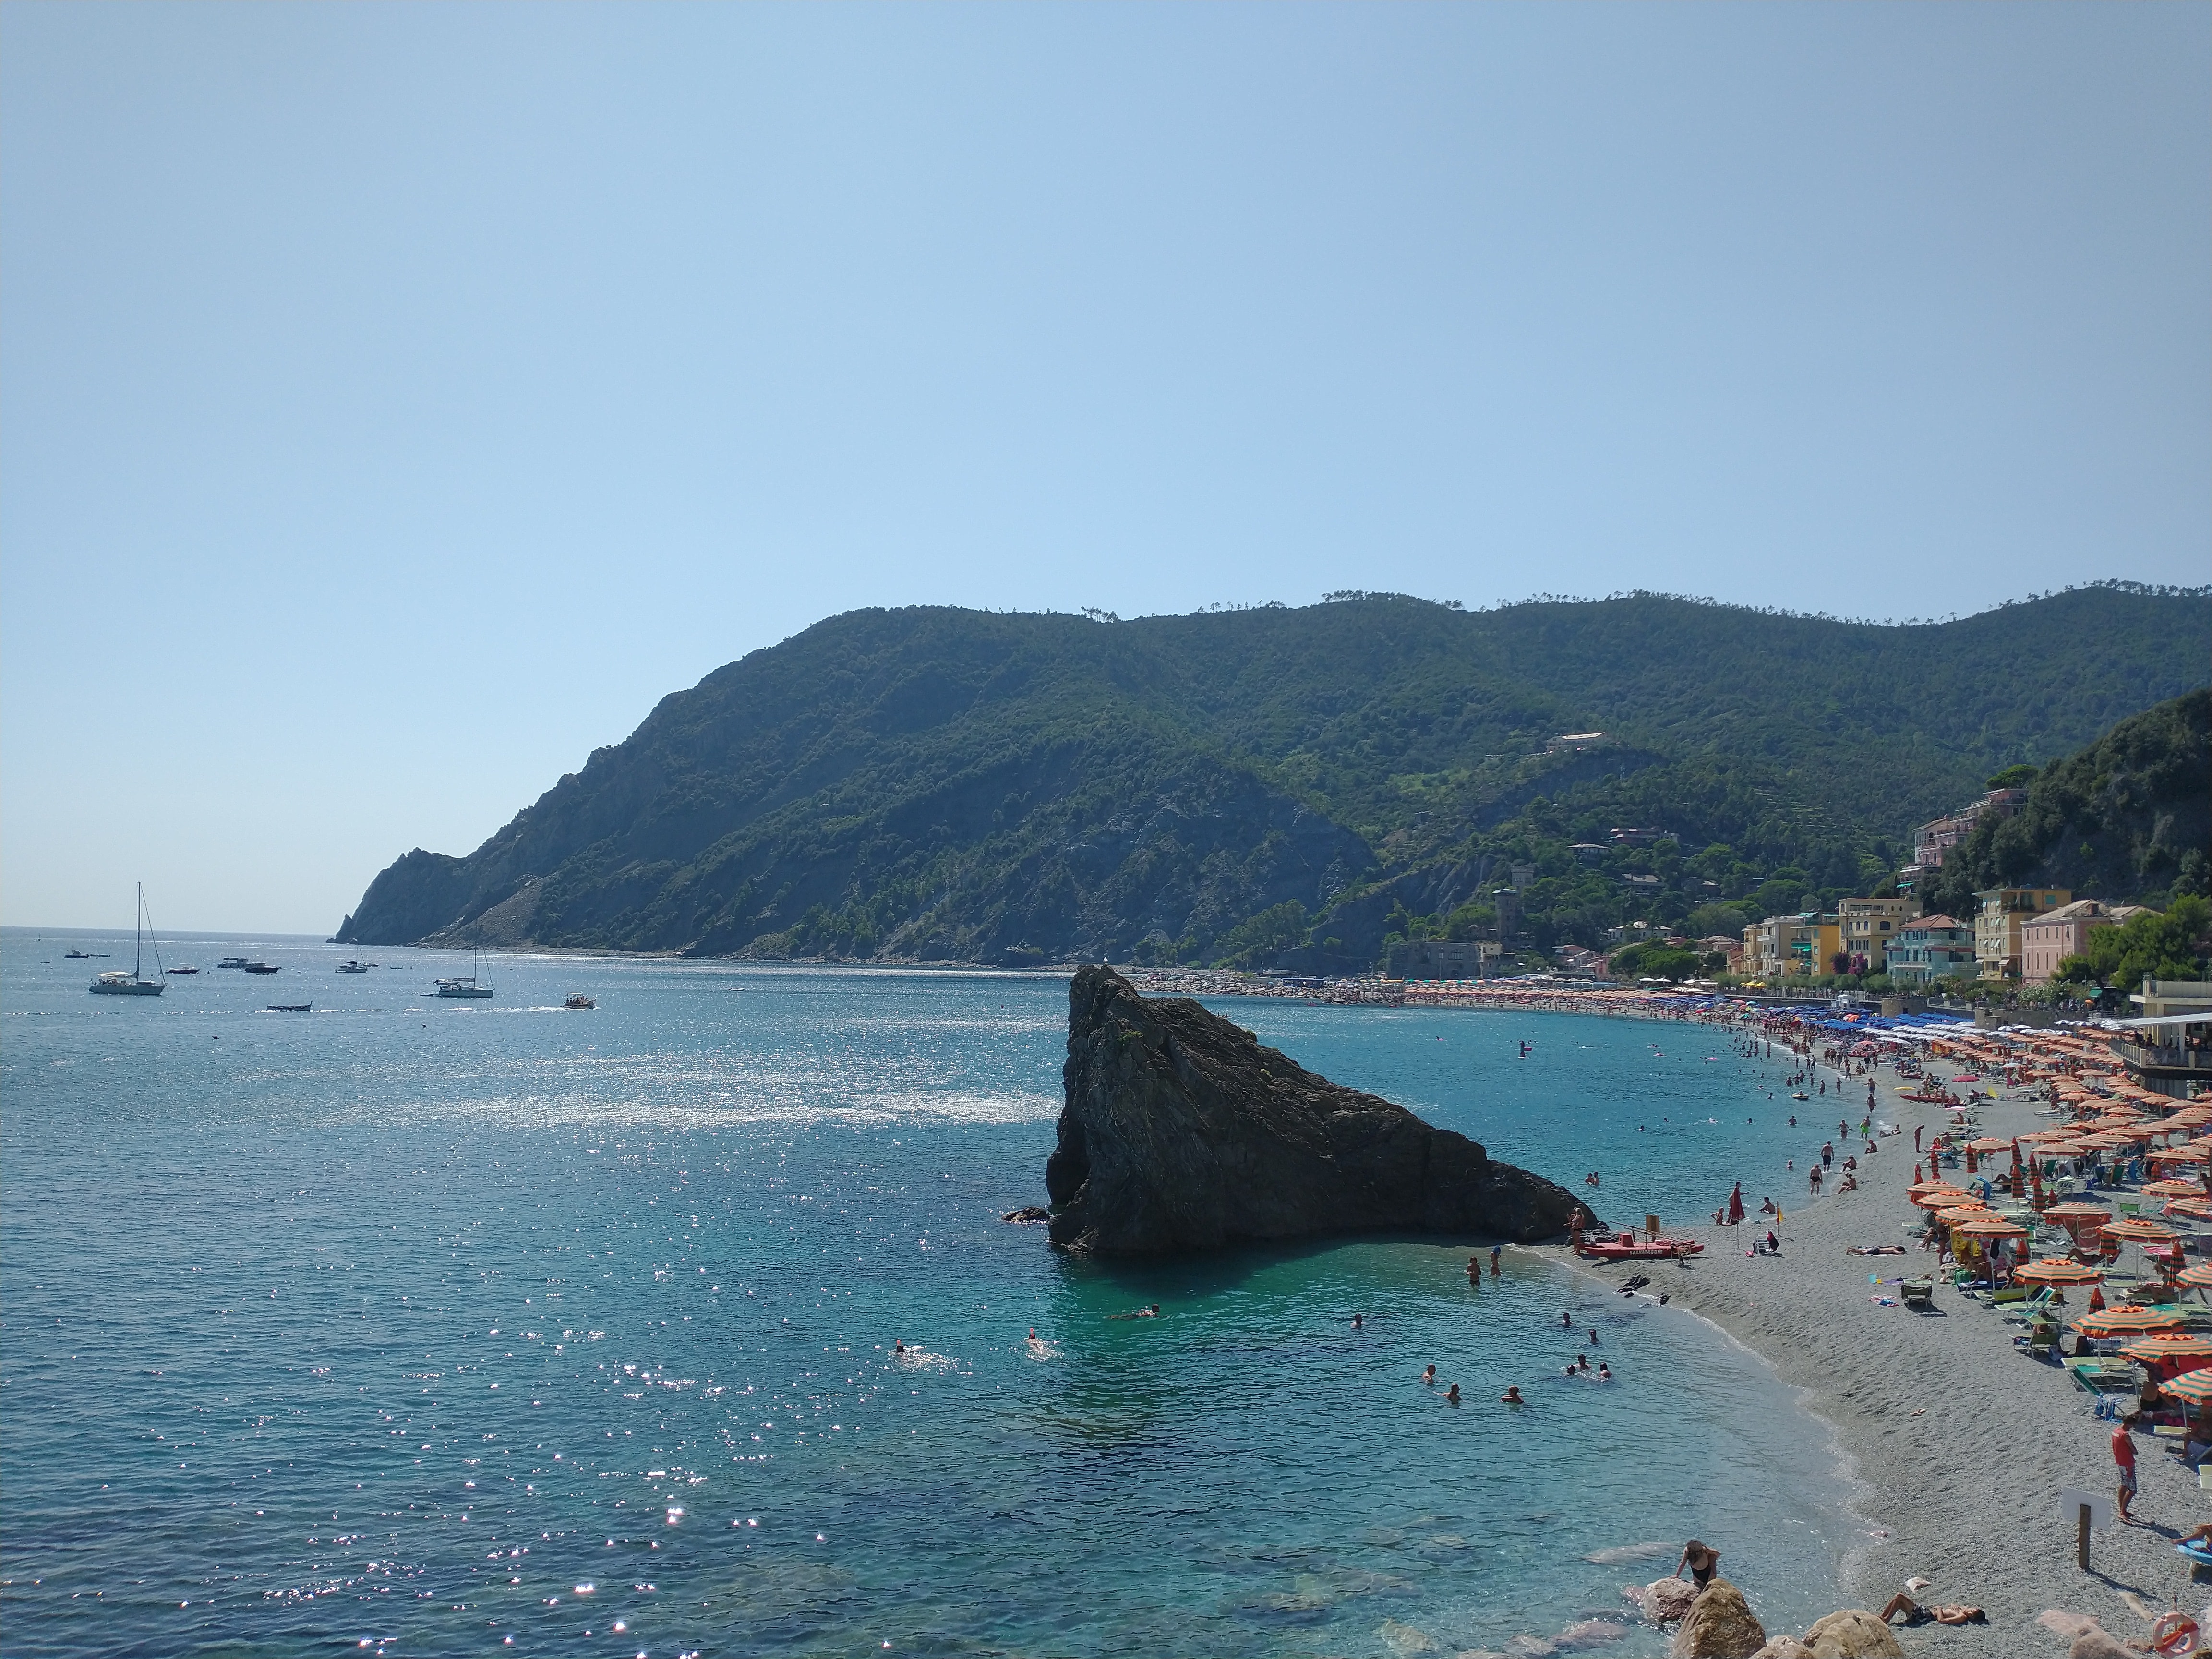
[
  {"x1": 2113, "y1": 1414, "x2": 2140, "y2": 1523},
  {"x1": 1809, "y1": 1166, "x2": 1822, "y2": 1196}
]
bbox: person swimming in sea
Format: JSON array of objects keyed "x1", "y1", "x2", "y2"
[
  {"x1": 1352, "y1": 1312, "x2": 1364, "y2": 1330},
  {"x1": 1560, "y1": 1310, "x2": 1574, "y2": 1329},
  {"x1": 1501, "y1": 1385, "x2": 1525, "y2": 1405},
  {"x1": 1443, "y1": 1383, "x2": 1461, "y2": 1404},
  {"x1": 1422, "y1": 1364, "x2": 1436, "y2": 1386},
  {"x1": 894, "y1": 1340, "x2": 906, "y2": 1354},
  {"x1": 1490, "y1": 1247, "x2": 1502, "y2": 1277},
  {"x1": 1587, "y1": 1327, "x2": 1599, "y2": 1345},
  {"x1": 1597, "y1": 1362, "x2": 1612, "y2": 1380},
  {"x1": 1108, "y1": 1304, "x2": 1163, "y2": 1320}
]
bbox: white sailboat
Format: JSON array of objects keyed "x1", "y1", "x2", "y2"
[
  {"x1": 90, "y1": 884, "x2": 166, "y2": 996},
  {"x1": 430, "y1": 942, "x2": 494, "y2": 1000}
]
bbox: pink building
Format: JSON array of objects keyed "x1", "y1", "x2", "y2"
[{"x1": 2019, "y1": 899, "x2": 2149, "y2": 984}]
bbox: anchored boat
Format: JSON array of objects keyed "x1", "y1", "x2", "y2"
[{"x1": 89, "y1": 885, "x2": 165, "y2": 996}]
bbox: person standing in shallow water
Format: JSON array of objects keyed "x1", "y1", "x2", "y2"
[{"x1": 1490, "y1": 1246, "x2": 1502, "y2": 1278}]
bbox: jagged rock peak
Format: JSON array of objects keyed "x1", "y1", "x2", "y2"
[{"x1": 1045, "y1": 964, "x2": 1580, "y2": 1254}]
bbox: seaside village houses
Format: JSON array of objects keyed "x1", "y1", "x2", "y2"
[{"x1": 1729, "y1": 783, "x2": 2128, "y2": 987}]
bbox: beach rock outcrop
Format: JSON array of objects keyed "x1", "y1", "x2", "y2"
[
  {"x1": 1045, "y1": 965, "x2": 1582, "y2": 1254},
  {"x1": 2065, "y1": 1628, "x2": 2136, "y2": 1659},
  {"x1": 1749, "y1": 1641, "x2": 1816, "y2": 1659},
  {"x1": 1669, "y1": 1580, "x2": 1767, "y2": 1659},
  {"x1": 1636, "y1": 1579, "x2": 1702, "y2": 1623},
  {"x1": 1802, "y1": 1611, "x2": 1903, "y2": 1659}
]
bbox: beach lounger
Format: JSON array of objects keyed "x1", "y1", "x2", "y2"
[
  {"x1": 2026, "y1": 1327, "x2": 2058, "y2": 1362},
  {"x1": 1901, "y1": 1279, "x2": 1935, "y2": 1312},
  {"x1": 2066, "y1": 1358, "x2": 2140, "y2": 1396}
]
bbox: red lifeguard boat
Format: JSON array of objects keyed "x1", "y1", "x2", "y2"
[{"x1": 1572, "y1": 1221, "x2": 1704, "y2": 1261}]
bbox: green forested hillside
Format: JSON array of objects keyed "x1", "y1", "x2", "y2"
[
  {"x1": 336, "y1": 583, "x2": 2211, "y2": 966},
  {"x1": 1919, "y1": 688, "x2": 2210, "y2": 916}
]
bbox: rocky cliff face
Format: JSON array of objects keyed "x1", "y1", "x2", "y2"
[{"x1": 1046, "y1": 964, "x2": 1580, "y2": 1254}]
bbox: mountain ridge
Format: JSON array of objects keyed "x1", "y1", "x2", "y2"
[{"x1": 336, "y1": 584, "x2": 2212, "y2": 965}]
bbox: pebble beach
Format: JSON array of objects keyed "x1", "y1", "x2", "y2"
[{"x1": 1539, "y1": 1054, "x2": 2205, "y2": 1658}]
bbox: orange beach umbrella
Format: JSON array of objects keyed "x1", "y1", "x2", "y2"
[
  {"x1": 2104, "y1": 1219, "x2": 2182, "y2": 1244},
  {"x1": 2121, "y1": 1333, "x2": 2212, "y2": 1364},
  {"x1": 2160, "y1": 1369, "x2": 2212, "y2": 1406},
  {"x1": 2176, "y1": 1263, "x2": 2212, "y2": 1289},
  {"x1": 1911, "y1": 1188, "x2": 1972, "y2": 1209},
  {"x1": 2016, "y1": 1259, "x2": 2104, "y2": 1286},
  {"x1": 2073, "y1": 1307, "x2": 2187, "y2": 1336},
  {"x1": 2141, "y1": 1180, "x2": 2205, "y2": 1198}
]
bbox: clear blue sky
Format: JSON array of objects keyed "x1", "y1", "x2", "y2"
[{"x1": 3, "y1": 3, "x2": 2205, "y2": 933}]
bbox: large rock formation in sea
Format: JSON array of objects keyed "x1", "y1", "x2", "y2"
[{"x1": 1043, "y1": 964, "x2": 1580, "y2": 1254}]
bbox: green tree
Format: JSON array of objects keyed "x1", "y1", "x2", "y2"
[{"x1": 1210, "y1": 901, "x2": 1310, "y2": 968}]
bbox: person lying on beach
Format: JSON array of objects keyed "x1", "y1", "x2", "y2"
[
  {"x1": 1846, "y1": 1246, "x2": 1907, "y2": 1255},
  {"x1": 1877, "y1": 1593, "x2": 1986, "y2": 1627}
]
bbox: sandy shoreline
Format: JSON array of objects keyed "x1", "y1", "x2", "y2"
[{"x1": 1530, "y1": 1048, "x2": 2205, "y2": 1658}]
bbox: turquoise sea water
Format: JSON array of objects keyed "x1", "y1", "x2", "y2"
[{"x1": 1, "y1": 932, "x2": 1853, "y2": 1658}]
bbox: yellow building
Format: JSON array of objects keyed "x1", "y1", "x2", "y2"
[
  {"x1": 1749, "y1": 914, "x2": 1843, "y2": 981},
  {"x1": 1972, "y1": 887, "x2": 2072, "y2": 980},
  {"x1": 1837, "y1": 896, "x2": 1921, "y2": 974}
]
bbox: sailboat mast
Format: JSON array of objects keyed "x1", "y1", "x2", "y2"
[{"x1": 135, "y1": 882, "x2": 144, "y2": 979}]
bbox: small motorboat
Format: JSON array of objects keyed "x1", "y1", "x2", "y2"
[
  {"x1": 168, "y1": 965, "x2": 201, "y2": 975},
  {"x1": 337, "y1": 960, "x2": 371, "y2": 974},
  {"x1": 64, "y1": 949, "x2": 92, "y2": 959},
  {"x1": 1791, "y1": 1091, "x2": 1810, "y2": 1101},
  {"x1": 242, "y1": 962, "x2": 280, "y2": 975},
  {"x1": 265, "y1": 1003, "x2": 312, "y2": 1013},
  {"x1": 563, "y1": 994, "x2": 596, "y2": 1010}
]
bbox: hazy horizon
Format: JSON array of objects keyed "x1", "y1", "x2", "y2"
[{"x1": 5, "y1": 5, "x2": 2205, "y2": 933}]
